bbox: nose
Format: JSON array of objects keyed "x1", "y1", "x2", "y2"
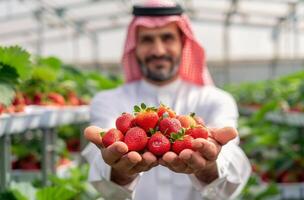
[{"x1": 151, "y1": 38, "x2": 166, "y2": 56}]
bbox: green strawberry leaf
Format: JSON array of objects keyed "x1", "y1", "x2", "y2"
[
  {"x1": 134, "y1": 105, "x2": 141, "y2": 112},
  {"x1": 0, "y1": 46, "x2": 32, "y2": 81},
  {"x1": 100, "y1": 131, "x2": 105, "y2": 137},
  {"x1": 149, "y1": 128, "x2": 155, "y2": 134},
  {"x1": 0, "y1": 65, "x2": 19, "y2": 85},
  {"x1": 190, "y1": 112, "x2": 195, "y2": 117},
  {"x1": 141, "y1": 103, "x2": 146, "y2": 109},
  {"x1": 162, "y1": 112, "x2": 169, "y2": 118}
]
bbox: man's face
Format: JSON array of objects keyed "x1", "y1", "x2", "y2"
[{"x1": 135, "y1": 23, "x2": 182, "y2": 82}]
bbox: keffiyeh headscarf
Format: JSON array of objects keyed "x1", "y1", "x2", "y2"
[{"x1": 122, "y1": 0, "x2": 213, "y2": 85}]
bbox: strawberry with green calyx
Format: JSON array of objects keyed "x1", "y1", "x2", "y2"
[
  {"x1": 124, "y1": 127, "x2": 148, "y2": 151},
  {"x1": 177, "y1": 114, "x2": 196, "y2": 128},
  {"x1": 157, "y1": 103, "x2": 176, "y2": 118},
  {"x1": 116, "y1": 112, "x2": 135, "y2": 134},
  {"x1": 159, "y1": 117, "x2": 182, "y2": 138},
  {"x1": 133, "y1": 103, "x2": 159, "y2": 132},
  {"x1": 185, "y1": 125, "x2": 209, "y2": 139},
  {"x1": 171, "y1": 129, "x2": 194, "y2": 155},
  {"x1": 147, "y1": 131, "x2": 171, "y2": 156},
  {"x1": 101, "y1": 128, "x2": 124, "y2": 148}
]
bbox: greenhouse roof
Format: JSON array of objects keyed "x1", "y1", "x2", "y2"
[{"x1": 0, "y1": 0, "x2": 303, "y2": 61}]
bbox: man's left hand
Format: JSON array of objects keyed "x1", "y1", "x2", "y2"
[{"x1": 159, "y1": 127, "x2": 238, "y2": 183}]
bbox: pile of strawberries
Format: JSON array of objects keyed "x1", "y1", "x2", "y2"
[
  {"x1": 100, "y1": 103, "x2": 209, "y2": 156},
  {"x1": 0, "y1": 91, "x2": 87, "y2": 116}
]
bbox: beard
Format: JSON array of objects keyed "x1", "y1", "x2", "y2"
[{"x1": 137, "y1": 55, "x2": 180, "y2": 82}]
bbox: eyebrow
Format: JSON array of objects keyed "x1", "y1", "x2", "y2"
[{"x1": 139, "y1": 31, "x2": 176, "y2": 38}]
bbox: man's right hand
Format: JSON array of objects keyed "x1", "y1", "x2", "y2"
[{"x1": 84, "y1": 126, "x2": 158, "y2": 186}]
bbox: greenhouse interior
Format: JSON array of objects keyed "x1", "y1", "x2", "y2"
[{"x1": 0, "y1": 0, "x2": 303, "y2": 199}]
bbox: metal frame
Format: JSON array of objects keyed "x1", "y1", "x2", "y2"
[{"x1": 0, "y1": 0, "x2": 303, "y2": 75}]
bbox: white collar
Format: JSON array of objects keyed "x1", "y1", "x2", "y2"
[{"x1": 139, "y1": 78, "x2": 183, "y2": 94}]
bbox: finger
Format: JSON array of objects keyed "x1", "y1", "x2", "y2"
[
  {"x1": 192, "y1": 138, "x2": 220, "y2": 161},
  {"x1": 162, "y1": 152, "x2": 188, "y2": 172},
  {"x1": 102, "y1": 141, "x2": 129, "y2": 165},
  {"x1": 84, "y1": 126, "x2": 104, "y2": 147},
  {"x1": 179, "y1": 149, "x2": 206, "y2": 172},
  {"x1": 112, "y1": 151, "x2": 142, "y2": 171},
  {"x1": 211, "y1": 127, "x2": 238, "y2": 145},
  {"x1": 142, "y1": 151, "x2": 158, "y2": 169},
  {"x1": 130, "y1": 152, "x2": 158, "y2": 173}
]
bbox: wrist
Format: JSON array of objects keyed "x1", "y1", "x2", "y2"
[
  {"x1": 111, "y1": 168, "x2": 138, "y2": 186},
  {"x1": 194, "y1": 162, "x2": 219, "y2": 183}
]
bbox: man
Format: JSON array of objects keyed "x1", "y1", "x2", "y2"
[{"x1": 82, "y1": 0, "x2": 251, "y2": 199}]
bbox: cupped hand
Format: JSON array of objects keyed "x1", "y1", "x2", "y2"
[
  {"x1": 84, "y1": 126, "x2": 158, "y2": 184},
  {"x1": 159, "y1": 127, "x2": 238, "y2": 180}
]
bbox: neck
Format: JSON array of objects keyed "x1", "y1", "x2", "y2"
[{"x1": 143, "y1": 75, "x2": 179, "y2": 86}]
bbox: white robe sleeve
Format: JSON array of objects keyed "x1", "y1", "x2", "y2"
[
  {"x1": 84, "y1": 145, "x2": 141, "y2": 200},
  {"x1": 188, "y1": 89, "x2": 251, "y2": 199}
]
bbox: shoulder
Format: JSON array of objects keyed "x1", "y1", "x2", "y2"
[
  {"x1": 181, "y1": 81, "x2": 236, "y2": 104},
  {"x1": 201, "y1": 85, "x2": 236, "y2": 104}
]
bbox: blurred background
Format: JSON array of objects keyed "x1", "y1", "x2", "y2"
[{"x1": 0, "y1": 0, "x2": 303, "y2": 200}]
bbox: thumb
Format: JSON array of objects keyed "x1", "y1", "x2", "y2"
[
  {"x1": 84, "y1": 125, "x2": 105, "y2": 148},
  {"x1": 210, "y1": 127, "x2": 238, "y2": 145}
]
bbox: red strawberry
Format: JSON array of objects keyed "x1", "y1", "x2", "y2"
[
  {"x1": 0, "y1": 104, "x2": 5, "y2": 115},
  {"x1": 185, "y1": 125, "x2": 209, "y2": 139},
  {"x1": 67, "y1": 91, "x2": 80, "y2": 106},
  {"x1": 157, "y1": 103, "x2": 176, "y2": 118},
  {"x1": 177, "y1": 115, "x2": 196, "y2": 128},
  {"x1": 147, "y1": 132, "x2": 171, "y2": 156},
  {"x1": 116, "y1": 113, "x2": 135, "y2": 134},
  {"x1": 23, "y1": 94, "x2": 32, "y2": 105},
  {"x1": 134, "y1": 103, "x2": 159, "y2": 132},
  {"x1": 33, "y1": 93, "x2": 43, "y2": 105},
  {"x1": 48, "y1": 92, "x2": 65, "y2": 105},
  {"x1": 124, "y1": 127, "x2": 148, "y2": 151},
  {"x1": 12, "y1": 92, "x2": 25, "y2": 106},
  {"x1": 101, "y1": 128, "x2": 124, "y2": 148},
  {"x1": 171, "y1": 131, "x2": 193, "y2": 155},
  {"x1": 159, "y1": 117, "x2": 182, "y2": 137}
]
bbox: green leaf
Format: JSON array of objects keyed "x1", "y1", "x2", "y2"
[
  {"x1": 37, "y1": 57, "x2": 62, "y2": 71},
  {"x1": 100, "y1": 131, "x2": 105, "y2": 137},
  {"x1": 0, "y1": 189, "x2": 27, "y2": 200},
  {"x1": 32, "y1": 67, "x2": 58, "y2": 82},
  {"x1": 134, "y1": 105, "x2": 141, "y2": 113},
  {"x1": 0, "y1": 46, "x2": 32, "y2": 80},
  {"x1": 162, "y1": 112, "x2": 169, "y2": 118},
  {"x1": 10, "y1": 182, "x2": 37, "y2": 200},
  {"x1": 36, "y1": 186, "x2": 77, "y2": 200},
  {"x1": 0, "y1": 81, "x2": 15, "y2": 105},
  {"x1": 141, "y1": 103, "x2": 146, "y2": 109},
  {"x1": 0, "y1": 65, "x2": 19, "y2": 84}
]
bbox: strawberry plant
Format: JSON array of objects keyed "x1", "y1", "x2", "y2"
[
  {"x1": 224, "y1": 70, "x2": 304, "y2": 199},
  {"x1": 0, "y1": 46, "x2": 32, "y2": 111}
]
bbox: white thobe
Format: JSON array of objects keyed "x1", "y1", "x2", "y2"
[{"x1": 82, "y1": 78, "x2": 251, "y2": 200}]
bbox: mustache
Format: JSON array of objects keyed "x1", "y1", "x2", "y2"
[{"x1": 145, "y1": 55, "x2": 173, "y2": 63}]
